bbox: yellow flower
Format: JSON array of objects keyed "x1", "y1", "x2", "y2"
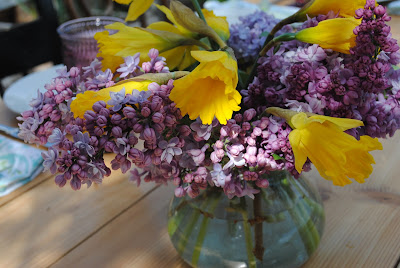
[
  {"x1": 267, "y1": 108, "x2": 383, "y2": 186},
  {"x1": 296, "y1": 0, "x2": 368, "y2": 19},
  {"x1": 169, "y1": 50, "x2": 241, "y2": 125},
  {"x1": 95, "y1": 22, "x2": 201, "y2": 72},
  {"x1": 156, "y1": 4, "x2": 230, "y2": 41},
  {"x1": 114, "y1": 0, "x2": 154, "y2": 21},
  {"x1": 202, "y1": 9, "x2": 230, "y2": 41},
  {"x1": 295, "y1": 17, "x2": 360, "y2": 54},
  {"x1": 70, "y1": 81, "x2": 151, "y2": 118}
]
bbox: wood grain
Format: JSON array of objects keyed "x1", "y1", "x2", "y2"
[
  {"x1": 50, "y1": 185, "x2": 190, "y2": 268},
  {"x1": 0, "y1": 154, "x2": 155, "y2": 268}
]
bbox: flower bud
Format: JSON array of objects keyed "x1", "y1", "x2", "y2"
[
  {"x1": 96, "y1": 115, "x2": 108, "y2": 127},
  {"x1": 133, "y1": 123, "x2": 143, "y2": 133},
  {"x1": 153, "y1": 123, "x2": 165, "y2": 133},
  {"x1": 69, "y1": 67, "x2": 80, "y2": 77},
  {"x1": 143, "y1": 127, "x2": 156, "y2": 142},
  {"x1": 179, "y1": 125, "x2": 191, "y2": 136},
  {"x1": 243, "y1": 108, "x2": 257, "y2": 121},
  {"x1": 112, "y1": 126, "x2": 123, "y2": 138},
  {"x1": 141, "y1": 107, "x2": 151, "y2": 117},
  {"x1": 111, "y1": 114, "x2": 122, "y2": 125},
  {"x1": 151, "y1": 95, "x2": 163, "y2": 111},
  {"x1": 99, "y1": 108, "x2": 110, "y2": 118},
  {"x1": 174, "y1": 186, "x2": 185, "y2": 197},
  {"x1": 92, "y1": 101, "x2": 106, "y2": 113}
]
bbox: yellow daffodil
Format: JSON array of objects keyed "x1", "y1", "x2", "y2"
[
  {"x1": 114, "y1": 0, "x2": 154, "y2": 21},
  {"x1": 296, "y1": 0, "x2": 368, "y2": 19},
  {"x1": 295, "y1": 17, "x2": 360, "y2": 54},
  {"x1": 169, "y1": 50, "x2": 241, "y2": 125},
  {"x1": 95, "y1": 22, "x2": 203, "y2": 72},
  {"x1": 267, "y1": 107, "x2": 383, "y2": 186},
  {"x1": 156, "y1": 4, "x2": 230, "y2": 41},
  {"x1": 264, "y1": 0, "x2": 370, "y2": 46},
  {"x1": 70, "y1": 81, "x2": 151, "y2": 118},
  {"x1": 202, "y1": 9, "x2": 230, "y2": 41}
]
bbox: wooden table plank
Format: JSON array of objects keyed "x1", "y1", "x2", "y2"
[
  {"x1": 51, "y1": 185, "x2": 190, "y2": 268},
  {"x1": 0, "y1": 155, "x2": 156, "y2": 268},
  {"x1": 0, "y1": 172, "x2": 51, "y2": 207}
]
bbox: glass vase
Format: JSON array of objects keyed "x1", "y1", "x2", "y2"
[{"x1": 168, "y1": 170, "x2": 325, "y2": 268}]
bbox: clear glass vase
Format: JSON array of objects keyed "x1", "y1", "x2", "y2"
[{"x1": 168, "y1": 170, "x2": 325, "y2": 268}]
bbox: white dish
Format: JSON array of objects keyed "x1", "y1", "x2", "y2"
[
  {"x1": 204, "y1": 1, "x2": 300, "y2": 24},
  {"x1": 3, "y1": 64, "x2": 65, "y2": 114}
]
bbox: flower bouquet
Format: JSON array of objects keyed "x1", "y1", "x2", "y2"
[{"x1": 18, "y1": 0, "x2": 400, "y2": 267}]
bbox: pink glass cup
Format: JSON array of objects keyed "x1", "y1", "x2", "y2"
[{"x1": 57, "y1": 16, "x2": 124, "y2": 69}]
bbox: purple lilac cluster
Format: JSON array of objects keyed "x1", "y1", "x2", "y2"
[
  {"x1": 228, "y1": 11, "x2": 293, "y2": 66},
  {"x1": 18, "y1": 49, "x2": 169, "y2": 146},
  {"x1": 243, "y1": 2, "x2": 400, "y2": 138},
  {"x1": 18, "y1": 49, "x2": 172, "y2": 190}
]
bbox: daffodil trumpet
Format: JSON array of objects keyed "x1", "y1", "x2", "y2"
[
  {"x1": 169, "y1": 50, "x2": 241, "y2": 125},
  {"x1": 266, "y1": 107, "x2": 383, "y2": 186}
]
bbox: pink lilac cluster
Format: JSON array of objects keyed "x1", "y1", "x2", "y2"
[{"x1": 243, "y1": 2, "x2": 400, "y2": 139}]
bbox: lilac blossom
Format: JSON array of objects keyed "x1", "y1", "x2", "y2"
[
  {"x1": 73, "y1": 131, "x2": 95, "y2": 156},
  {"x1": 117, "y1": 53, "x2": 141, "y2": 78},
  {"x1": 190, "y1": 118, "x2": 218, "y2": 140},
  {"x1": 159, "y1": 137, "x2": 182, "y2": 163},
  {"x1": 82, "y1": 58, "x2": 102, "y2": 78},
  {"x1": 48, "y1": 128, "x2": 64, "y2": 146},
  {"x1": 210, "y1": 163, "x2": 231, "y2": 187},
  {"x1": 108, "y1": 88, "x2": 128, "y2": 112},
  {"x1": 42, "y1": 148, "x2": 58, "y2": 174},
  {"x1": 127, "y1": 89, "x2": 152, "y2": 104}
]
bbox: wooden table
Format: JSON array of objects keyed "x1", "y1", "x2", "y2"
[{"x1": 1, "y1": 14, "x2": 400, "y2": 268}]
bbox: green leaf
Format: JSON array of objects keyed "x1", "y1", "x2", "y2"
[
  {"x1": 238, "y1": 69, "x2": 249, "y2": 89},
  {"x1": 260, "y1": 31, "x2": 270, "y2": 37},
  {"x1": 393, "y1": 65, "x2": 399, "y2": 70},
  {"x1": 273, "y1": 153, "x2": 284, "y2": 161}
]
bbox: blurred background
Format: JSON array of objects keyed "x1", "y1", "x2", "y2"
[{"x1": 0, "y1": 0, "x2": 398, "y2": 99}]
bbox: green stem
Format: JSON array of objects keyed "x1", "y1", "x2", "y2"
[
  {"x1": 264, "y1": 14, "x2": 298, "y2": 51},
  {"x1": 253, "y1": 193, "x2": 265, "y2": 261},
  {"x1": 190, "y1": 0, "x2": 206, "y2": 22},
  {"x1": 293, "y1": 178, "x2": 325, "y2": 220},
  {"x1": 281, "y1": 181, "x2": 321, "y2": 256},
  {"x1": 176, "y1": 197, "x2": 211, "y2": 255},
  {"x1": 191, "y1": 196, "x2": 220, "y2": 266},
  {"x1": 240, "y1": 199, "x2": 257, "y2": 268}
]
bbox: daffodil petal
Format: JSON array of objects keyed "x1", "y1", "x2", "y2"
[
  {"x1": 126, "y1": 0, "x2": 154, "y2": 21},
  {"x1": 295, "y1": 17, "x2": 360, "y2": 54},
  {"x1": 95, "y1": 22, "x2": 198, "y2": 72},
  {"x1": 297, "y1": 0, "x2": 367, "y2": 18},
  {"x1": 70, "y1": 81, "x2": 151, "y2": 118},
  {"x1": 202, "y1": 9, "x2": 230, "y2": 41},
  {"x1": 309, "y1": 114, "x2": 364, "y2": 131},
  {"x1": 288, "y1": 129, "x2": 308, "y2": 173}
]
